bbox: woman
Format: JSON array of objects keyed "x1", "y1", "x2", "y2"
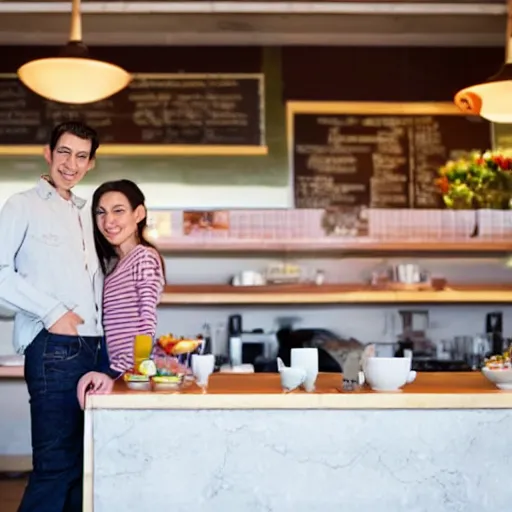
[{"x1": 77, "y1": 179, "x2": 165, "y2": 406}]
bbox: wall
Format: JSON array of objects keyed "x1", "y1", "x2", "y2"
[
  {"x1": 0, "y1": 46, "x2": 289, "y2": 209},
  {"x1": 0, "y1": 44, "x2": 510, "y2": 463},
  {"x1": 0, "y1": 44, "x2": 510, "y2": 354},
  {"x1": 0, "y1": 45, "x2": 506, "y2": 208}
]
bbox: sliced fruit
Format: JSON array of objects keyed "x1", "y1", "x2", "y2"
[
  {"x1": 138, "y1": 359, "x2": 157, "y2": 377},
  {"x1": 170, "y1": 340, "x2": 201, "y2": 355},
  {"x1": 153, "y1": 375, "x2": 181, "y2": 383},
  {"x1": 124, "y1": 373, "x2": 150, "y2": 382}
]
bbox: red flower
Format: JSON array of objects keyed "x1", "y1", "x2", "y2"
[
  {"x1": 492, "y1": 156, "x2": 512, "y2": 170},
  {"x1": 435, "y1": 176, "x2": 450, "y2": 194}
]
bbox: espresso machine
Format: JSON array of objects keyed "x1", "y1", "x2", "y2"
[
  {"x1": 486, "y1": 311, "x2": 504, "y2": 355},
  {"x1": 393, "y1": 310, "x2": 470, "y2": 371},
  {"x1": 395, "y1": 310, "x2": 435, "y2": 358}
]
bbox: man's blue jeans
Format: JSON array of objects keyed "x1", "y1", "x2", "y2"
[{"x1": 17, "y1": 329, "x2": 105, "y2": 512}]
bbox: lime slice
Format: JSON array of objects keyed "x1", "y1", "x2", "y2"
[
  {"x1": 124, "y1": 373, "x2": 150, "y2": 382},
  {"x1": 138, "y1": 359, "x2": 157, "y2": 377}
]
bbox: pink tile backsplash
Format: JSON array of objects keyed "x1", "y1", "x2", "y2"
[{"x1": 150, "y1": 208, "x2": 511, "y2": 243}]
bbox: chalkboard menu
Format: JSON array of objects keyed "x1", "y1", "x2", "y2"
[
  {"x1": 289, "y1": 102, "x2": 491, "y2": 209},
  {"x1": 0, "y1": 73, "x2": 266, "y2": 155}
]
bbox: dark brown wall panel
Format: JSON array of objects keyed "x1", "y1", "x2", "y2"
[
  {"x1": 0, "y1": 46, "x2": 262, "y2": 73},
  {"x1": 281, "y1": 46, "x2": 504, "y2": 101}
]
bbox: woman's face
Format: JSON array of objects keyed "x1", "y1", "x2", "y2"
[{"x1": 95, "y1": 191, "x2": 144, "y2": 248}]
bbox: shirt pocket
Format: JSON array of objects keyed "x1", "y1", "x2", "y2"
[{"x1": 30, "y1": 232, "x2": 65, "y2": 247}]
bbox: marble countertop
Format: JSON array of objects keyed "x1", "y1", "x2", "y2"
[{"x1": 86, "y1": 372, "x2": 512, "y2": 410}]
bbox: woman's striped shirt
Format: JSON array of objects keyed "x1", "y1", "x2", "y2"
[{"x1": 102, "y1": 244, "x2": 164, "y2": 373}]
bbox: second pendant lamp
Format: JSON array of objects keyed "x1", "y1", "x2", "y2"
[{"x1": 454, "y1": 0, "x2": 512, "y2": 123}]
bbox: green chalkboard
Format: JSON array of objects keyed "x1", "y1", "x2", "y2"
[{"x1": 0, "y1": 48, "x2": 288, "y2": 189}]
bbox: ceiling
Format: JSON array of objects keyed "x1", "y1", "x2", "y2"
[{"x1": 0, "y1": 1, "x2": 506, "y2": 46}]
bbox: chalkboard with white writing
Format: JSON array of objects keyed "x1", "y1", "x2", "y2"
[
  {"x1": 289, "y1": 102, "x2": 491, "y2": 209},
  {"x1": 0, "y1": 73, "x2": 265, "y2": 154}
]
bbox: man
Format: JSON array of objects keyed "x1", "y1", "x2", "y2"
[{"x1": 0, "y1": 121, "x2": 113, "y2": 512}]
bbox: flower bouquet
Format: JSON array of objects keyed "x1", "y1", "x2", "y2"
[{"x1": 435, "y1": 150, "x2": 512, "y2": 210}]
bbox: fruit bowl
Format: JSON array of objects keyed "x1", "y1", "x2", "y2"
[
  {"x1": 123, "y1": 333, "x2": 204, "y2": 392},
  {"x1": 482, "y1": 349, "x2": 512, "y2": 390},
  {"x1": 123, "y1": 373, "x2": 152, "y2": 391},
  {"x1": 157, "y1": 334, "x2": 203, "y2": 356},
  {"x1": 482, "y1": 367, "x2": 512, "y2": 390},
  {"x1": 152, "y1": 374, "x2": 185, "y2": 391}
]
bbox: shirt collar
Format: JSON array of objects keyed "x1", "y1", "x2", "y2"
[{"x1": 36, "y1": 176, "x2": 87, "y2": 210}]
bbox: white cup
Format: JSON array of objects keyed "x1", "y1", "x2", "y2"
[
  {"x1": 291, "y1": 348, "x2": 319, "y2": 392},
  {"x1": 192, "y1": 354, "x2": 215, "y2": 387},
  {"x1": 363, "y1": 356, "x2": 416, "y2": 392}
]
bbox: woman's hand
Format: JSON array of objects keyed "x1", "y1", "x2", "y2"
[{"x1": 77, "y1": 371, "x2": 114, "y2": 410}]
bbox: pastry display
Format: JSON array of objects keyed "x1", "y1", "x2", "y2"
[{"x1": 484, "y1": 349, "x2": 512, "y2": 370}]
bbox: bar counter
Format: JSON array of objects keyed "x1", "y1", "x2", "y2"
[
  {"x1": 84, "y1": 372, "x2": 512, "y2": 512},
  {"x1": 87, "y1": 371, "x2": 512, "y2": 409}
]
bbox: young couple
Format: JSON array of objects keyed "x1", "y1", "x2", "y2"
[{"x1": 0, "y1": 121, "x2": 165, "y2": 512}]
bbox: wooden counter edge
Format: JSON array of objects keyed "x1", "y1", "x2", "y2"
[
  {"x1": 86, "y1": 391, "x2": 512, "y2": 410},
  {"x1": 0, "y1": 366, "x2": 24, "y2": 378}
]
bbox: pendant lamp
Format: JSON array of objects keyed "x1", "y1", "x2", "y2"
[
  {"x1": 454, "y1": 0, "x2": 512, "y2": 123},
  {"x1": 17, "y1": 0, "x2": 132, "y2": 104}
]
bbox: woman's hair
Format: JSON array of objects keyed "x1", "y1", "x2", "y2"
[{"x1": 91, "y1": 179, "x2": 166, "y2": 277}]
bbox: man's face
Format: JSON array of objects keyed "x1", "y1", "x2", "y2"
[{"x1": 44, "y1": 132, "x2": 95, "y2": 195}]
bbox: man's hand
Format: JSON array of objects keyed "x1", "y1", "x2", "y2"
[
  {"x1": 77, "y1": 371, "x2": 114, "y2": 410},
  {"x1": 49, "y1": 311, "x2": 84, "y2": 336}
]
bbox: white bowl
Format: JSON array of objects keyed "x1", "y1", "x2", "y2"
[
  {"x1": 125, "y1": 381, "x2": 151, "y2": 391},
  {"x1": 364, "y1": 357, "x2": 414, "y2": 392},
  {"x1": 482, "y1": 367, "x2": 512, "y2": 390}
]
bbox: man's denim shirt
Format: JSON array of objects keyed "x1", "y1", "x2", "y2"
[{"x1": 0, "y1": 178, "x2": 104, "y2": 353}]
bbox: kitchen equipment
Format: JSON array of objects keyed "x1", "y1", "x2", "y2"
[
  {"x1": 391, "y1": 263, "x2": 430, "y2": 284},
  {"x1": 240, "y1": 331, "x2": 278, "y2": 365},
  {"x1": 228, "y1": 314, "x2": 242, "y2": 367},
  {"x1": 395, "y1": 310, "x2": 435, "y2": 357},
  {"x1": 486, "y1": 311, "x2": 504, "y2": 355},
  {"x1": 399, "y1": 309, "x2": 429, "y2": 334},
  {"x1": 201, "y1": 323, "x2": 211, "y2": 355},
  {"x1": 411, "y1": 358, "x2": 472, "y2": 372},
  {"x1": 276, "y1": 327, "x2": 363, "y2": 373},
  {"x1": 452, "y1": 334, "x2": 491, "y2": 370}
]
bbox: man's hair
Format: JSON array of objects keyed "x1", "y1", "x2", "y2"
[{"x1": 49, "y1": 121, "x2": 100, "y2": 159}]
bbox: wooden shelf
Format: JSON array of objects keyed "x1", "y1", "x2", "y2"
[
  {"x1": 160, "y1": 284, "x2": 512, "y2": 305},
  {"x1": 0, "y1": 366, "x2": 23, "y2": 379},
  {"x1": 156, "y1": 239, "x2": 512, "y2": 255}
]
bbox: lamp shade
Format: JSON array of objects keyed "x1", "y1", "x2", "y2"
[
  {"x1": 454, "y1": 63, "x2": 512, "y2": 124},
  {"x1": 18, "y1": 56, "x2": 132, "y2": 105}
]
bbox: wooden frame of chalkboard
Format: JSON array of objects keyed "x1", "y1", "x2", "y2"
[
  {"x1": 287, "y1": 101, "x2": 492, "y2": 209},
  {"x1": 0, "y1": 73, "x2": 267, "y2": 156}
]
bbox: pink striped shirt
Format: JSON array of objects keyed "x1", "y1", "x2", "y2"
[{"x1": 103, "y1": 245, "x2": 164, "y2": 373}]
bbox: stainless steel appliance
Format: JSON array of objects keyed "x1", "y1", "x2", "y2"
[{"x1": 227, "y1": 314, "x2": 279, "y2": 368}]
